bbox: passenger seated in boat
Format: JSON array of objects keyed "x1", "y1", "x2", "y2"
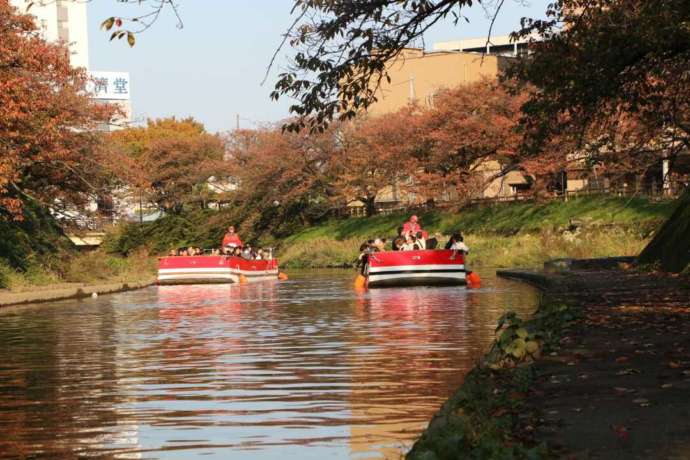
[
  {"x1": 400, "y1": 234, "x2": 416, "y2": 251},
  {"x1": 415, "y1": 231, "x2": 426, "y2": 250},
  {"x1": 402, "y1": 215, "x2": 422, "y2": 236},
  {"x1": 168, "y1": 249, "x2": 178, "y2": 256},
  {"x1": 256, "y1": 249, "x2": 265, "y2": 260},
  {"x1": 356, "y1": 242, "x2": 371, "y2": 274},
  {"x1": 242, "y1": 244, "x2": 255, "y2": 260},
  {"x1": 372, "y1": 238, "x2": 386, "y2": 252},
  {"x1": 393, "y1": 237, "x2": 404, "y2": 251},
  {"x1": 222, "y1": 225, "x2": 242, "y2": 253},
  {"x1": 232, "y1": 247, "x2": 242, "y2": 257},
  {"x1": 447, "y1": 233, "x2": 470, "y2": 254},
  {"x1": 426, "y1": 233, "x2": 440, "y2": 250}
]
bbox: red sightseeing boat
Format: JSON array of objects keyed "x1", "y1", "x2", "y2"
[
  {"x1": 157, "y1": 255, "x2": 280, "y2": 285},
  {"x1": 364, "y1": 249, "x2": 467, "y2": 288}
]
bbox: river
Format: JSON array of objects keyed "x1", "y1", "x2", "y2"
[{"x1": 0, "y1": 270, "x2": 537, "y2": 459}]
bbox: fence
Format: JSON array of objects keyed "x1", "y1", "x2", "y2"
[{"x1": 342, "y1": 183, "x2": 686, "y2": 218}]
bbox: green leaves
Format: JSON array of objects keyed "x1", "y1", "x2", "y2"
[{"x1": 492, "y1": 310, "x2": 545, "y2": 367}]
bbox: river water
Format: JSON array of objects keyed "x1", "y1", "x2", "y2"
[{"x1": 0, "y1": 270, "x2": 537, "y2": 459}]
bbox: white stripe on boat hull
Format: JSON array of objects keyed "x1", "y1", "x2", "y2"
[
  {"x1": 157, "y1": 268, "x2": 279, "y2": 285},
  {"x1": 367, "y1": 269, "x2": 466, "y2": 288}
]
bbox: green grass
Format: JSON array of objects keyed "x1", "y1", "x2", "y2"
[
  {"x1": 285, "y1": 196, "x2": 674, "y2": 244},
  {"x1": 0, "y1": 202, "x2": 157, "y2": 291},
  {"x1": 279, "y1": 228, "x2": 651, "y2": 269},
  {"x1": 280, "y1": 196, "x2": 675, "y2": 269},
  {"x1": 0, "y1": 250, "x2": 157, "y2": 292}
]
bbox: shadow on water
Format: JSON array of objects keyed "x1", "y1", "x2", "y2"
[{"x1": 0, "y1": 269, "x2": 537, "y2": 459}]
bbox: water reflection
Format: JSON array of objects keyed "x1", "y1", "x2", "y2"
[{"x1": 0, "y1": 270, "x2": 537, "y2": 459}]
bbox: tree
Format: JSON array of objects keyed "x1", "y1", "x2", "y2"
[
  {"x1": 335, "y1": 107, "x2": 425, "y2": 216},
  {"x1": 507, "y1": 0, "x2": 690, "y2": 271},
  {"x1": 508, "y1": 0, "x2": 689, "y2": 169},
  {"x1": 415, "y1": 80, "x2": 528, "y2": 200},
  {"x1": 0, "y1": 1, "x2": 115, "y2": 220},
  {"x1": 109, "y1": 117, "x2": 226, "y2": 213},
  {"x1": 271, "y1": 0, "x2": 505, "y2": 132},
  {"x1": 225, "y1": 125, "x2": 337, "y2": 235}
]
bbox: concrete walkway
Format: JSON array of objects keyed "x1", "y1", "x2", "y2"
[
  {"x1": 0, "y1": 279, "x2": 155, "y2": 307},
  {"x1": 497, "y1": 266, "x2": 690, "y2": 459}
]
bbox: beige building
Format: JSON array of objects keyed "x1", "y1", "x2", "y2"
[
  {"x1": 367, "y1": 48, "x2": 512, "y2": 116},
  {"x1": 349, "y1": 40, "x2": 532, "y2": 213}
]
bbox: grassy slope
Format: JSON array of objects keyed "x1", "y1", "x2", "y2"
[
  {"x1": 0, "y1": 204, "x2": 73, "y2": 288},
  {"x1": 280, "y1": 196, "x2": 676, "y2": 269},
  {"x1": 0, "y1": 204, "x2": 157, "y2": 291}
]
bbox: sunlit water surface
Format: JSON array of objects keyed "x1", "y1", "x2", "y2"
[{"x1": 0, "y1": 270, "x2": 537, "y2": 459}]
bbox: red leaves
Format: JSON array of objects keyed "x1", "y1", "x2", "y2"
[{"x1": 0, "y1": 2, "x2": 116, "y2": 219}]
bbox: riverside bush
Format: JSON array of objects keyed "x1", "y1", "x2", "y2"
[{"x1": 64, "y1": 250, "x2": 156, "y2": 284}]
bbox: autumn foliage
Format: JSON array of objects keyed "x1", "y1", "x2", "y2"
[
  {"x1": 0, "y1": 1, "x2": 115, "y2": 220},
  {"x1": 509, "y1": 0, "x2": 690, "y2": 173},
  {"x1": 108, "y1": 118, "x2": 227, "y2": 213},
  {"x1": 223, "y1": 79, "x2": 528, "y2": 223}
]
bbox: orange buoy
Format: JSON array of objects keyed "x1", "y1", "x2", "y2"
[
  {"x1": 467, "y1": 271, "x2": 481, "y2": 288},
  {"x1": 278, "y1": 272, "x2": 289, "y2": 281},
  {"x1": 354, "y1": 274, "x2": 367, "y2": 289},
  {"x1": 239, "y1": 274, "x2": 248, "y2": 285}
]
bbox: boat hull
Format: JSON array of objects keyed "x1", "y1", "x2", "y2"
[
  {"x1": 366, "y1": 250, "x2": 466, "y2": 288},
  {"x1": 157, "y1": 256, "x2": 279, "y2": 285}
]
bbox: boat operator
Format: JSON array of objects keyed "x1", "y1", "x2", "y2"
[
  {"x1": 402, "y1": 215, "x2": 421, "y2": 236},
  {"x1": 222, "y1": 225, "x2": 242, "y2": 254}
]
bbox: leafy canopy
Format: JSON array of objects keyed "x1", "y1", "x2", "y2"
[
  {"x1": 0, "y1": 1, "x2": 116, "y2": 220},
  {"x1": 109, "y1": 117, "x2": 227, "y2": 213},
  {"x1": 508, "y1": 0, "x2": 690, "y2": 168}
]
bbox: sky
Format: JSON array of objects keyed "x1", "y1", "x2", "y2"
[{"x1": 87, "y1": 0, "x2": 549, "y2": 133}]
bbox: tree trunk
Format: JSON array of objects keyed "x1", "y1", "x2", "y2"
[
  {"x1": 637, "y1": 189, "x2": 690, "y2": 272},
  {"x1": 364, "y1": 196, "x2": 377, "y2": 217}
]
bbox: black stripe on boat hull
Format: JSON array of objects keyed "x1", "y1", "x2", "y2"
[{"x1": 367, "y1": 274, "x2": 467, "y2": 288}]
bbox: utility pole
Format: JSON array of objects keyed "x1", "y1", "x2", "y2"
[
  {"x1": 408, "y1": 75, "x2": 416, "y2": 104},
  {"x1": 236, "y1": 114, "x2": 240, "y2": 130}
]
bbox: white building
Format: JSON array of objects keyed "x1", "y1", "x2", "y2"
[
  {"x1": 433, "y1": 33, "x2": 541, "y2": 57},
  {"x1": 10, "y1": 0, "x2": 90, "y2": 68},
  {"x1": 11, "y1": 0, "x2": 132, "y2": 130},
  {"x1": 88, "y1": 70, "x2": 133, "y2": 131}
]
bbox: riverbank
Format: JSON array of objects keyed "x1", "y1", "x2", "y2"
[
  {"x1": 407, "y1": 264, "x2": 690, "y2": 459},
  {"x1": 0, "y1": 248, "x2": 157, "y2": 304},
  {"x1": 0, "y1": 203, "x2": 157, "y2": 292},
  {"x1": 0, "y1": 278, "x2": 156, "y2": 308},
  {"x1": 279, "y1": 196, "x2": 675, "y2": 268},
  {"x1": 2, "y1": 195, "x2": 675, "y2": 293}
]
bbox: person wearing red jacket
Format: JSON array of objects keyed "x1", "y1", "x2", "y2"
[
  {"x1": 222, "y1": 225, "x2": 242, "y2": 253},
  {"x1": 402, "y1": 215, "x2": 422, "y2": 236}
]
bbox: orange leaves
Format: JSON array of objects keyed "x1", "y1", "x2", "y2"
[
  {"x1": 221, "y1": 79, "x2": 531, "y2": 221},
  {"x1": 108, "y1": 117, "x2": 226, "y2": 212}
]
